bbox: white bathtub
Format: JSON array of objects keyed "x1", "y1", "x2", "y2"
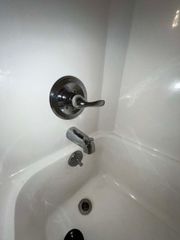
[{"x1": 1, "y1": 133, "x2": 180, "y2": 240}]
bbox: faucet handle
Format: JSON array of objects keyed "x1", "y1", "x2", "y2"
[
  {"x1": 72, "y1": 95, "x2": 105, "y2": 109},
  {"x1": 50, "y1": 76, "x2": 105, "y2": 119}
]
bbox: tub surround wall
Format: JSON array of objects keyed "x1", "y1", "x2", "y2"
[
  {"x1": 1, "y1": 0, "x2": 179, "y2": 179},
  {"x1": 115, "y1": 0, "x2": 180, "y2": 161},
  {"x1": 0, "y1": 0, "x2": 109, "y2": 176},
  {"x1": 97, "y1": 0, "x2": 180, "y2": 161}
]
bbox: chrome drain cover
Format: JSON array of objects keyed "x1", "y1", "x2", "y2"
[{"x1": 78, "y1": 198, "x2": 92, "y2": 215}]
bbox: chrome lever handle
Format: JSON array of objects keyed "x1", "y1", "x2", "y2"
[
  {"x1": 49, "y1": 76, "x2": 105, "y2": 119},
  {"x1": 72, "y1": 95, "x2": 105, "y2": 109}
]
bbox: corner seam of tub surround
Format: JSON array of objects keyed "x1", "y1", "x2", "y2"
[
  {"x1": 112, "y1": 0, "x2": 136, "y2": 130},
  {"x1": 98, "y1": 0, "x2": 136, "y2": 132},
  {"x1": 96, "y1": 0, "x2": 113, "y2": 130}
]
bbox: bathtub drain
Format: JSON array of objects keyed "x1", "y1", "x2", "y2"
[
  {"x1": 78, "y1": 198, "x2": 92, "y2": 215},
  {"x1": 64, "y1": 229, "x2": 84, "y2": 240}
]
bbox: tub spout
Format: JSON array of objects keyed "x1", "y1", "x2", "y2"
[{"x1": 66, "y1": 127, "x2": 95, "y2": 154}]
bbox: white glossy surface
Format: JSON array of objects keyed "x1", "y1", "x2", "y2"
[
  {"x1": 1, "y1": 0, "x2": 180, "y2": 239},
  {"x1": 0, "y1": 0, "x2": 109, "y2": 177},
  {"x1": 115, "y1": 0, "x2": 180, "y2": 161},
  {"x1": 1, "y1": 133, "x2": 180, "y2": 240},
  {"x1": 98, "y1": 0, "x2": 134, "y2": 131},
  {"x1": 46, "y1": 174, "x2": 178, "y2": 240}
]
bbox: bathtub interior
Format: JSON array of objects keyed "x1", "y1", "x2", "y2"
[
  {"x1": 15, "y1": 150, "x2": 98, "y2": 240},
  {"x1": 14, "y1": 134, "x2": 180, "y2": 240}
]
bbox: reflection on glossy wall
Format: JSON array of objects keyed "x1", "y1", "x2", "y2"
[
  {"x1": 0, "y1": 0, "x2": 109, "y2": 176},
  {"x1": 115, "y1": 0, "x2": 180, "y2": 161}
]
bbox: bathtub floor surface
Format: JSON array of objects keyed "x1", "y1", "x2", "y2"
[{"x1": 46, "y1": 173, "x2": 179, "y2": 240}]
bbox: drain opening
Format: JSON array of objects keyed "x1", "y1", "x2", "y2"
[
  {"x1": 78, "y1": 198, "x2": 92, "y2": 215},
  {"x1": 64, "y1": 229, "x2": 84, "y2": 240}
]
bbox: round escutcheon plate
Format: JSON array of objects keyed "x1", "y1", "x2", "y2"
[{"x1": 49, "y1": 76, "x2": 87, "y2": 120}]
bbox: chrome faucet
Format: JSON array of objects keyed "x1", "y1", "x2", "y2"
[{"x1": 66, "y1": 127, "x2": 95, "y2": 154}]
